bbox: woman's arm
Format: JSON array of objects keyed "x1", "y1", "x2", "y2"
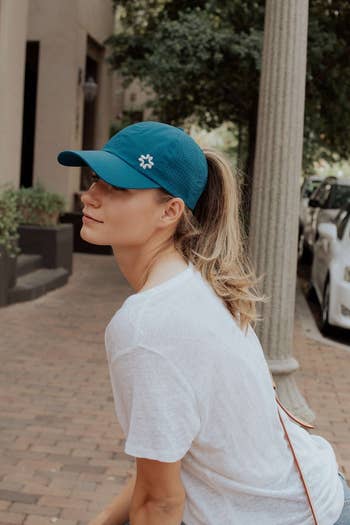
[
  {"x1": 88, "y1": 471, "x2": 136, "y2": 525},
  {"x1": 129, "y1": 497, "x2": 186, "y2": 525},
  {"x1": 128, "y1": 457, "x2": 186, "y2": 525}
]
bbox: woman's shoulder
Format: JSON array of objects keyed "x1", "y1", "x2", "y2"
[{"x1": 105, "y1": 300, "x2": 144, "y2": 354}]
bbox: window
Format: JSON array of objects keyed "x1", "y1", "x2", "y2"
[
  {"x1": 328, "y1": 186, "x2": 350, "y2": 209},
  {"x1": 301, "y1": 179, "x2": 322, "y2": 199}
]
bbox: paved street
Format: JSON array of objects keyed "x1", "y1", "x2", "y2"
[{"x1": 0, "y1": 252, "x2": 349, "y2": 525}]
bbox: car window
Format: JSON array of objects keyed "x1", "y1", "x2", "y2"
[
  {"x1": 317, "y1": 183, "x2": 332, "y2": 207},
  {"x1": 301, "y1": 179, "x2": 322, "y2": 199},
  {"x1": 310, "y1": 183, "x2": 323, "y2": 200},
  {"x1": 327, "y1": 185, "x2": 350, "y2": 209},
  {"x1": 337, "y1": 211, "x2": 350, "y2": 240}
]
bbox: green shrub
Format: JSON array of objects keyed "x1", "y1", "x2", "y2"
[
  {"x1": 10, "y1": 182, "x2": 66, "y2": 226},
  {"x1": 0, "y1": 182, "x2": 67, "y2": 257}
]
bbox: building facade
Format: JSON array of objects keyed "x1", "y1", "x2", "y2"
[{"x1": 0, "y1": 0, "x2": 127, "y2": 212}]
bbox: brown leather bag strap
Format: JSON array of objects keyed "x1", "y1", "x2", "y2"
[{"x1": 271, "y1": 380, "x2": 319, "y2": 525}]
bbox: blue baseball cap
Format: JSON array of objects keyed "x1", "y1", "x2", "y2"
[{"x1": 57, "y1": 120, "x2": 208, "y2": 211}]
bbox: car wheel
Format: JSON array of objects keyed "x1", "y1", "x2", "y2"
[{"x1": 320, "y1": 279, "x2": 332, "y2": 336}]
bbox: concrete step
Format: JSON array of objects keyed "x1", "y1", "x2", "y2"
[
  {"x1": 8, "y1": 267, "x2": 69, "y2": 304},
  {"x1": 16, "y1": 253, "x2": 44, "y2": 278}
]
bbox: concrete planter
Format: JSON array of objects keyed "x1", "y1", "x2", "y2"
[
  {"x1": 6, "y1": 253, "x2": 17, "y2": 289},
  {"x1": 0, "y1": 244, "x2": 18, "y2": 306},
  {"x1": 18, "y1": 223, "x2": 73, "y2": 275}
]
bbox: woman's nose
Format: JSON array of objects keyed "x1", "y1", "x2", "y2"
[{"x1": 80, "y1": 183, "x2": 100, "y2": 208}]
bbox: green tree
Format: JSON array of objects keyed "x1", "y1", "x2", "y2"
[
  {"x1": 106, "y1": 0, "x2": 350, "y2": 226},
  {"x1": 305, "y1": 1, "x2": 350, "y2": 170},
  {"x1": 106, "y1": 0, "x2": 264, "y2": 227}
]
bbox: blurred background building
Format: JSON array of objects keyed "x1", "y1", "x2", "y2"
[{"x1": 0, "y1": 0, "x2": 152, "y2": 212}]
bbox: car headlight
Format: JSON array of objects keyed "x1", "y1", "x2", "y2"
[{"x1": 344, "y1": 267, "x2": 350, "y2": 282}]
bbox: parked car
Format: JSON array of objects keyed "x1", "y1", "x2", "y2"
[
  {"x1": 299, "y1": 177, "x2": 350, "y2": 263},
  {"x1": 300, "y1": 175, "x2": 323, "y2": 213},
  {"x1": 298, "y1": 175, "x2": 323, "y2": 260},
  {"x1": 309, "y1": 199, "x2": 350, "y2": 334}
]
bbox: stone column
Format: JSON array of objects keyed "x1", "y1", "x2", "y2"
[{"x1": 248, "y1": 1, "x2": 313, "y2": 420}]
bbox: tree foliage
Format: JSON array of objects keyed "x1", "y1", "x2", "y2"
[
  {"x1": 306, "y1": 1, "x2": 350, "y2": 170},
  {"x1": 106, "y1": 0, "x2": 350, "y2": 175},
  {"x1": 106, "y1": 0, "x2": 263, "y2": 177}
]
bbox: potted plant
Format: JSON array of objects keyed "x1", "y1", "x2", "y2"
[
  {"x1": 0, "y1": 186, "x2": 21, "y2": 305},
  {"x1": 15, "y1": 182, "x2": 66, "y2": 226},
  {"x1": 13, "y1": 183, "x2": 74, "y2": 275}
]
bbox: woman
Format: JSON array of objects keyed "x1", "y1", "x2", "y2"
[{"x1": 58, "y1": 121, "x2": 349, "y2": 525}]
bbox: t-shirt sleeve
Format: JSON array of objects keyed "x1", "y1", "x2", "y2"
[{"x1": 107, "y1": 345, "x2": 201, "y2": 462}]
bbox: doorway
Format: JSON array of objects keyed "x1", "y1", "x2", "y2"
[{"x1": 20, "y1": 41, "x2": 40, "y2": 188}]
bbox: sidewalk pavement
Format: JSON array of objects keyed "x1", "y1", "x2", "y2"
[
  {"x1": 293, "y1": 276, "x2": 350, "y2": 481},
  {"x1": 0, "y1": 252, "x2": 349, "y2": 525}
]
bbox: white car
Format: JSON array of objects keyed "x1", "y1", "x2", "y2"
[
  {"x1": 300, "y1": 177, "x2": 350, "y2": 263},
  {"x1": 310, "y1": 202, "x2": 350, "y2": 334}
]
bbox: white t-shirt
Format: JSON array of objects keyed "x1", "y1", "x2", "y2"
[{"x1": 104, "y1": 261, "x2": 344, "y2": 525}]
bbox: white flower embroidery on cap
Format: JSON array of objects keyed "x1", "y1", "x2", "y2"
[{"x1": 138, "y1": 153, "x2": 154, "y2": 169}]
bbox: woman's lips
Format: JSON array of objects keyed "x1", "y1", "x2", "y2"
[{"x1": 82, "y1": 214, "x2": 103, "y2": 223}]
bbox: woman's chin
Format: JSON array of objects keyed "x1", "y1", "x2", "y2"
[{"x1": 80, "y1": 227, "x2": 105, "y2": 246}]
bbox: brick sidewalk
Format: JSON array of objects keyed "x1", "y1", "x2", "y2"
[
  {"x1": 0, "y1": 252, "x2": 349, "y2": 525},
  {"x1": 0, "y1": 253, "x2": 136, "y2": 525},
  {"x1": 293, "y1": 281, "x2": 350, "y2": 481}
]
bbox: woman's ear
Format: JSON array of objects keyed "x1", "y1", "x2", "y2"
[{"x1": 160, "y1": 198, "x2": 184, "y2": 224}]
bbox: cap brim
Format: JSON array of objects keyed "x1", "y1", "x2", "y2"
[{"x1": 57, "y1": 149, "x2": 162, "y2": 190}]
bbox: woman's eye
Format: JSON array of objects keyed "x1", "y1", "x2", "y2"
[{"x1": 89, "y1": 173, "x2": 100, "y2": 185}]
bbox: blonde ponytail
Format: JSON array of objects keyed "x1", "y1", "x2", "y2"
[{"x1": 155, "y1": 147, "x2": 269, "y2": 335}]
